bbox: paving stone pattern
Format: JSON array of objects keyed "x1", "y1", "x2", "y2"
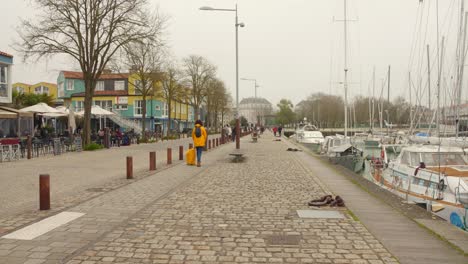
[
  {"x1": 0, "y1": 136, "x2": 226, "y2": 264},
  {"x1": 0, "y1": 136, "x2": 217, "y2": 236},
  {"x1": 66, "y1": 135, "x2": 398, "y2": 264}
]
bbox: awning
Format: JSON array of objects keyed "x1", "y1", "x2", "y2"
[{"x1": 0, "y1": 109, "x2": 17, "y2": 119}]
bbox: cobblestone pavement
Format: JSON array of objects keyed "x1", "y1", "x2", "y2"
[
  {"x1": 0, "y1": 136, "x2": 219, "y2": 236},
  {"x1": 62, "y1": 134, "x2": 398, "y2": 264},
  {"x1": 0, "y1": 135, "x2": 229, "y2": 264}
]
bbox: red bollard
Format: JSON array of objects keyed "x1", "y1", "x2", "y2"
[
  {"x1": 127, "y1": 156, "x2": 133, "y2": 179},
  {"x1": 167, "y1": 148, "x2": 172, "y2": 165},
  {"x1": 179, "y1": 146, "x2": 183, "y2": 160},
  {"x1": 39, "y1": 174, "x2": 50, "y2": 210},
  {"x1": 149, "y1": 152, "x2": 156, "y2": 171},
  {"x1": 189, "y1": 143, "x2": 193, "y2": 149}
]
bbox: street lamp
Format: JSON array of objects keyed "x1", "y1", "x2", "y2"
[{"x1": 200, "y1": 5, "x2": 244, "y2": 149}]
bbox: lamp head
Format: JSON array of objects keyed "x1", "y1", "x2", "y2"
[
  {"x1": 199, "y1": 6, "x2": 214, "y2": 11},
  {"x1": 239, "y1": 22, "x2": 245, "y2": 27}
]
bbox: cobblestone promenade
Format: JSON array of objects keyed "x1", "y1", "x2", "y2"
[{"x1": 0, "y1": 134, "x2": 399, "y2": 264}]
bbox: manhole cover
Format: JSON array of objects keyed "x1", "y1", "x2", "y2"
[
  {"x1": 297, "y1": 210, "x2": 345, "y2": 219},
  {"x1": 264, "y1": 234, "x2": 301, "y2": 246},
  {"x1": 86, "y1": 188, "x2": 108, "y2": 193}
]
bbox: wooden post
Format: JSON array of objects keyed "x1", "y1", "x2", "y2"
[
  {"x1": 179, "y1": 146, "x2": 183, "y2": 160},
  {"x1": 149, "y1": 152, "x2": 156, "y2": 171},
  {"x1": 27, "y1": 135, "x2": 32, "y2": 159},
  {"x1": 167, "y1": 148, "x2": 172, "y2": 165},
  {"x1": 127, "y1": 156, "x2": 133, "y2": 179},
  {"x1": 39, "y1": 174, "x2": 50, "y2": 210}
]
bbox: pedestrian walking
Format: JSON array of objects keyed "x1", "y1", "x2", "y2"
[
  {"x1": 192, "y1": 120, "x2": 208, "y2": 167},
  {"x1": 231, "y1": 125, "x2": 237, "y2": 142},
  {"x1": 273, "y1": 126, "x2": 278, "y2": 137},
  {"x1": 278, "y1": 125, "x2": 283, "y2": 137}
]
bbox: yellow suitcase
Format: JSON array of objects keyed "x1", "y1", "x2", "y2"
[{"x1": 186, "y1": 148, "x2": 196, "y2": 165}]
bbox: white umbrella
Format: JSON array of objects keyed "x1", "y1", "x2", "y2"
[
  {"x1": 76, "y1": 105, "x2": 114, "y2": 116},
  {"x1": 68, "y1": 105, "x2": 76, "y2": 134},
  {"x1": 20, "y1": 103, "x2": 62, "y2": 114}
]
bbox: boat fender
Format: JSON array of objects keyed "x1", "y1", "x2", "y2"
[{"x1": 438, "y1": 179, "x2": 446, "y2": 191}]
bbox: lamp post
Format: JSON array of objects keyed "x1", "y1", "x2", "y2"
[{"x1": 200, "y1": 5, "x2": 244, "y2": 149}]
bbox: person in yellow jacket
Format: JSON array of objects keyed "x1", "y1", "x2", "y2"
[{"x1": 192, "y1": 120, "x2": 208, "y2": 167}]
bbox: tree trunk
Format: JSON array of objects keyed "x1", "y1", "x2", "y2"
[
  {"x1": 83, "y1": 78, "x2": 95, "y2": 146},
  {"x1": 142, "y1": 97, "x2": 147, "y2": 140},
  {"x1": 194, "y1": 105, "x2": 199, "y2": 121}
]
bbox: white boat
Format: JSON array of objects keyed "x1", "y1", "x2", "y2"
[
  {"x1": 409, "y1": 135, "x2": 468, "y2": 148},
  {"x1": 370, "y1": 145, "x2": 468, "y2": 230},
  {"x1": 322, "y1": 134, "x2": 350, "y2": 156},
  {"x1": 295, "y1": 125, "x2": 324, "y2": 152}
]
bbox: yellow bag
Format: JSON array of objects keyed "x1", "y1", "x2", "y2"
[{"x1": 186, "y1": 148, "x2": 196, "y2": 165}]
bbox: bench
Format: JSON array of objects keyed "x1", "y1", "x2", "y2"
[{"x1": 229, "y1": 151, "x2": 245, "y2": 163}]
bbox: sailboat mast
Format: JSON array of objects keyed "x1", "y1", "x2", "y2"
[
  {"x1": 438, "y1": 37, "x2": 445, "y2": 139},
  {"x1": 343, "y1": 0, "x2": 349, "y2": 138},
  {"x1": 457, "y1": 11, "x2": 468, "y2": 137},
  {"x1": 372, "y1": 67, "x2": 375, "y2": 132},
  {"x1": 427, "y1": 45, "x2": 431, "y2": 110},
  {"x1": 409, "y1": 72, "x2": 413, "y2": 131}
]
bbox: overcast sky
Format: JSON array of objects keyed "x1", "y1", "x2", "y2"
[{"x1": 0, "y1": 0, "x2": 463, "y2": 106}]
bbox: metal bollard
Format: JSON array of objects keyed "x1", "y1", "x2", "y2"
[
  {"x1": 189, "y1": 143, "x2": 193, "y2": 149},
  {"x1": 167, "y1": 148, "x2": 172, "y2": 165},
  {"x1": 149, "y1": 152, "x2": 156, "y2": 171},
  {"x1": 127, "y1": 156, "x2": 133, "y2": 179},
  {"x1": 179, "y1": 146, "x2": 183, "y2": 160},
  {"x1": 39, "y1": 174, "x2": 50, "y2": 210},
  {"x1": 208, "y1": 140, "x2": 211, "y2": 150},
  {"x1": 216, "y1": 138, "x2": 219, "y2": 147}
]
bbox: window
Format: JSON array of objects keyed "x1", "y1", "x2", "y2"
[
  {"x1": 34, "y1": 86, "x2": 49, "y2": 95},
  {"x1": 134, "y1": 100, "x2": 143, "y2": 116},
  {"x1": 67, "y1": 80, "x2": 74, "y2": 90},
  {"x1": 58, "y1": 82, "x2": 64, "y2": 97},
  {"x1": 115, "y1": 80, "x2": 125, "y2": 91},
  {"x1": 94, "y1": 100, "x2": 113, "y2": 111},
  {"x1": 96, "y1": 81, "x2": 105, "y2": 91},
  {"x1": 75, "y1": 101, "x2": 84, "y2": 112},
  {"x1": 133, "y1": 80, "x2": 142, "y2": 95},
  {"x1": 115, "y1": 104, "x2": 128, "y2": 110},
  {"x1": 0, "y1": 65, "x2": 8, "y2": 98},
  {"x1": 16, "y1": 87, "x2": 24, "y2": 93},
  {"x1": 162, "y1": 103, "x2": 168, "y2": 117},
  {"x1": 155, "y1": 105, "x2": 161, "y2": 111}
]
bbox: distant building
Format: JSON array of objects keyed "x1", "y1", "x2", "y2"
[
  {"x1": 239, "y1": 97, "x2": 273, "y2": 126},
  {"x1": 0, "y1": 51, "x2": 13, "y2": 104},
  {"x1": 57, "y1": 71, "x2": 194, "y2": 133},
  {"x1": 13, "y1": 82, "x2": 59, "y2": 102}
]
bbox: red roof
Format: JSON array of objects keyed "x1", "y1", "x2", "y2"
[
  {"x1": 62, "y1": 71, "x2": 130, "y2": 80},
  {"x1": 71, "y1": 90, "x2": 128, "y2": 97},
  {"x1": 0, "y1": 51, "x2": 13, "y2": 58}
]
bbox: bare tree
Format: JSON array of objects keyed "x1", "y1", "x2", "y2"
[
  {"x1": 183, "y1": 55, "x2": 216, "y2": 119},
  {"x1": 160, "y1": 64, "x2": 183, "y2": 136},
  {"x1": 18, "y1": 0, "x2": 160, "y2": 144},
  {"x1": 123, "y1": 31, "x2": 166, "y2": 140},
  {"x1": 206, "y1": 78, "x2": 228, "y2": 131}
]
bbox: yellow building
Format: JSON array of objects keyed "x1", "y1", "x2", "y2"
[{"x1": 13, "y1": 82, "x2": 59, "y2": 101}]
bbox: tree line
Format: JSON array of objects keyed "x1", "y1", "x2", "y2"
[
  {"x1": 17, "y1": 0, "x2": 232, "y2": 144},
  {"x1": 277, "y1": 93, "x2": 414, "y2": 128}
]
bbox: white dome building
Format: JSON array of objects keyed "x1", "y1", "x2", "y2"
[{"x1": 239, "y1": 97, "x2": 273, "y2": 125}]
